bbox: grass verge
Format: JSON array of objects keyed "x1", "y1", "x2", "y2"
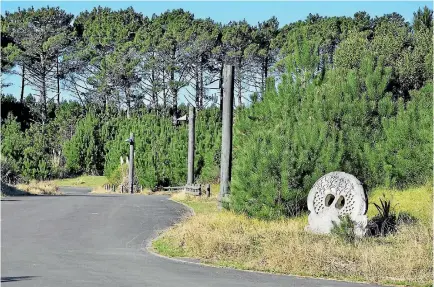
[
  {"x1": 152, "y1": 184, "x2": 432, "y2": 287},
  {"x1": 50, "y1": 175, "x2": 108, "y2": 189},
  {"x1": 90, "y1": 186, "x2": 156, "y2": 195},
  {"x1": 1, "y1": 181, "x2": 60, "y2": 196}
]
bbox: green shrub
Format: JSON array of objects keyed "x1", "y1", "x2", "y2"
[
  {"x1": 231, "y1": 56, "x2": 394, "y2": 219},
  {"x1": 103, "y1": 109, "x2": 221, "y2": 189},
  {"x1": 331, "y1": 215, "x2": 357, "y2": 244},
  {"x1": 230, "y1": 53, "x2": 432, "y2": 219},
  {"x1": 375, "y1": 84, "x2": 432, "y2": 188},
  {"x1": 1, "y1": 114, "x2": 26, "y2": 174},
  {"x1": 107, "y1": 164, "x2": 128, "y2": 186},
  {"x1": 63, "y1": 112, "x2": 104, "y2": 175},
  {"x1": 195, "y1": 108, "x2": 222, "y2": 183},
  {"x1": 20, "y1": 123, "x2": 53, "y2": 180},
  {"x1": 1, "y1": 155, "x2": 22, "y2": 184}
]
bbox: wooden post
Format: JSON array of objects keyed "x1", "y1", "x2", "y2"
[
  {"x1": 128, "y1": 133, "x2": 134, "y2": 194},
  {"x1": 206, "y1": 184, "x2": 211, "y2": 198},
  {"x1": 187, "y1": 105, "x2": 195, "y2": 186},
  {"x1": 219, "y1": 65, "x2": 234, "y2": 208}
]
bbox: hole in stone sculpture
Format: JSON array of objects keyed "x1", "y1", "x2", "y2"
[
  {"x1": 335, "y1": 196, "x2": 345, "y2": 210},
  {"x1": 325, "y1": 194, "x2": 335, "y2": 207}
]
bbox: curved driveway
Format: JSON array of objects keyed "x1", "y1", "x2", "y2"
[{"x1": 1, "y1": 188, "x2": 381, "y2": 287}]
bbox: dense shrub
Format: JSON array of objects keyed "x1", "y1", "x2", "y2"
[
  {"x1": 102, "y1": 108, "x2": 221, "y2": 188},
  {"x1": 331, "y1": 215, "x2": 357, "y2": 244},
  {"x1": 230, "y1": 55, "x2": 432, "y2": 219},
  {"x1": 194, "y1": 108, "x2": 222, "y2": 183},
  {"x1": 21, "y1": 123, "x2": 52, "y2": 180},
  {"x1": 1, "y1": 114, "x2": 26, "y2": 174},
  {"x1": 375, "y1": 84, "x2": 432, "y2": 188},
  {"x1": 63, "y1": 112, "x2": 104, "y2": 175},
  {"x1": 1, "y1": 115, "x2": 51, "y2": 180},
  {"x1": 1, "y1": 95, "x2": 34, "y2": 130},
  {"x1": 107, "y1": 164, "x2": 128, "y2": 186},
  {"x1": 1, "y1": 156, "x2": 22, "y2": 184}
]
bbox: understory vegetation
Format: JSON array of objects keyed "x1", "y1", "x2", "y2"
[
  {"x1": 153, "y1": 184, "x2": 432, "y2": 287},
  {"x1": 231, "y1": 61, "x2": 432, "y2": 219},
  {"x1": 1, "y1": 181, "x2": 60, "y2": 196},
  {"x1": 50, "y1": 175, "x2": 108, "y2": 189}
]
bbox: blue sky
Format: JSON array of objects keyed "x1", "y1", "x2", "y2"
[{"x1": 1, "y1": 1, "x2": 432, "y2": 99}]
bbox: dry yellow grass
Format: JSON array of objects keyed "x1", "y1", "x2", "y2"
[
  {"x1": 90, "y1": 186, "x2": 116, "y2": 194},
  {"x1": 368, "y1": 183, "x2": 432, "y2": 225},
  {"x1": 50, "y1": 176, "x2": 108, "y2": 188},
  {"x1": 91, "y1": 185, "x2": 158, "y2": 195},
  {"x1": 14, "y1": 180, "x2": 60, "y2": 195},
  {"x1": 153, "y1": 185, "x2": 433, "y2": 287}
]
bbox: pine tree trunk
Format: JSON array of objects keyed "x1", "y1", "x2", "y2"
[
  {"x1": 219, "y1": 64, "x2": 223, "y2": 116},
  {"x1": 20, "y1": 64, "x2": 25, "y2": 103},
  {"x1": 162, "y1": 70, "x2": 167, "y2": 108},
  {"x1": 261, "y1": 63, "x2": 265, "y2": 95},
  {"x1": 41, "y1": 71, "x2": 48, "y2": 149},
  {"x1": 264, "y1": 56, "x2": 269, "y2": 92},
  {"x1": 195, "y1": 62, "x2": 200, "y2": 108},
  {"x1": 171, "y1": 78, "x2": 177, "y2": 119},
  {"x1": 151, "y1": 68, "x2": 156, "y2": 108},
  {"x1": 56, "y1": 57, "x2": 60, "y2": 105},
  {"x1": 151, "y1": 51, "x2": 157, "y2": 108},
  {"x1": 199, "y1": 56, "x2": 204, "y2": 109},
  {"x1": 117, "y1": 92, "x2": 121, "y2": 116},
  {"x1": 41, "y1": 55, "x2": 47, "y2": 126},
  {"x1": 126, "y1": 88, "x2": 131, "y2": 119},
  {"x1": 171, "y1": 45, "x2": 177, "y2": 121},
  {"x1": 264, "y1": 57, "x2": 269, "y2": 80},
  {"x1": 105, "y1": 94, "x2": 109, "y2": 116},
  {"x1": 42, "y1": 73, "x2": 47, "y2": 125},
  {"x1": 237, "y1": 57, "x2": 242, "y2": 106}
]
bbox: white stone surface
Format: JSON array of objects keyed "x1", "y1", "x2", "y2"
[{"x1": 306, "y1": 172, "x2": 368, "y2": 237}]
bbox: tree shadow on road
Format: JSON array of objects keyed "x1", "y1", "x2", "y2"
[
  {"x1": 1, "y1": 276, "x2": 38, "y2": 283},
  {"x1": 1, "y1": 183, "x2": 36, "y2": 196}
]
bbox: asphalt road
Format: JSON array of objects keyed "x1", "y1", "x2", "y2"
[{"x1": 1, "y1": 188, "x2": 381, "y2": 287}]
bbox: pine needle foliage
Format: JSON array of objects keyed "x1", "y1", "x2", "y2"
[
  {"x1": 331, "y1": 215, "x2": 357, "y2": 244},
  {"x1": 230, "y1": 54, "x2": 432, "y2": 219},
  {"x1": 102, "y1": 108, "x2": 221, "y2": 188}
]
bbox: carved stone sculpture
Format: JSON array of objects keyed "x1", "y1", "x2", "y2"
[{"x1": 306, "y1": 172, "x2": 368, "y2": 237}]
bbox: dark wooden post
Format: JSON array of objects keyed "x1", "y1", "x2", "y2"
[
  {"x1": 218, "y1": 65, "x2": 235, "y2": 208},
  {"x1": 206, "y1": 184, "x2": 211, "y2": 198},
  {"x1": 187, "y1": 105, "x2": 195, "y2": 186},
  {"x1": 127, "y1": 133, "x2": 135, "y2": 194}
]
